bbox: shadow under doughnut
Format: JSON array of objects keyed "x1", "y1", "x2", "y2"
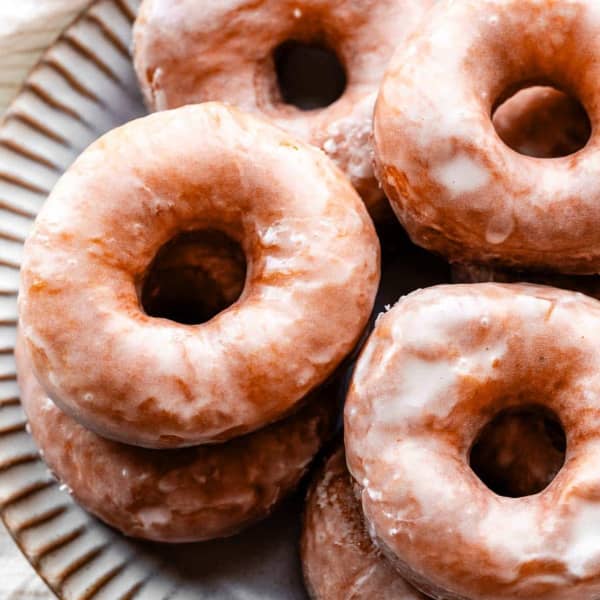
[
  {"x1": 140, "y1": 229, "x2": 247, "y2": 326},
  {"x1": 492, "y1": 86, "x2": 590, "y2": 159},
  {"x1": 452, "y1": 262, "x2": 600, "y2": 301}
]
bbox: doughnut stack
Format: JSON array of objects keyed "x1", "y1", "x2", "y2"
[
  {"x1": 17, "y1": 101, "x2": 380, "y2": 542},
  {"x1": 16, "y1": 0, "x2": 600, "y2": 598}
]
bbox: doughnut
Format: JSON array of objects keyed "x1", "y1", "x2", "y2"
[
  {"x1": 452, "y1": 263, "x2": 600, "y2": 301},
  {"x1": 301, "y1": 445, "x2": 426, "y2": 600},
  {"x1": 15, "y1": 336, "x2": 339, "y2": 542},
  {"x1": 19, "y1": 102, "x2": 379, "y2": 448},
  {"x1": 374, "y1": 0, "x2": 600, "y2": 273},
  {"x1": 132, "y1": 0, "x2": 435, "y2": 219},
  {"x1": 345, "y1": 283, "x2": 600, "y2": 599},
  {"x1": 493, "y1": 86, "x2": 590, "y2": 159}
]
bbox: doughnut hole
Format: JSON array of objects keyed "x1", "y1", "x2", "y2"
[
  {"x1": 492, "y1": 85, "x2": 591, "y2": 158},
  {"x1": 469, "y1": 404, "x2": 566, "y2": 498},
  {"x1": 141, "y1": 230, "x2": 246, "y2": 325},
  {"x1": 274, "y1": 40, "x2": 346, "y2": 110}
]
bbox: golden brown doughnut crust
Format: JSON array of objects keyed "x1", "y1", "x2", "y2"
[
  {"x1": 16, "y1": 336, "x2": 339, "y2": 543},
  {"x1": 301, "y1": 445, "x2": 426, "y2": 600},
  {"x1": 133, "y1": 0, "x2": 435, "y2": 219},
  {"x1": 18, "y1": 103, "x2": 379, "y2": 448},
  {"x1": 346, "y1": 283, "x2": 600, "y2": 599},
  {"x1": 374, "y1": 0, "x2": 600, "y2": 273}
]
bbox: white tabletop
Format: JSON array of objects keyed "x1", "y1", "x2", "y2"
[{"x1": 0, "y1": 1, "x2": 88, "y2": 597}]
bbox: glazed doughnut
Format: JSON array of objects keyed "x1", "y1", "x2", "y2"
[
  {"x1": 16, "y1": 336, "x2": 338, "y2": 542},
  {"x1": 346, "y1": 283, "x2": 600, "y2": 599},
  {"x1": 493, "y1": 86, "x2": 590, "y2": 159},
  {"x1": 452, "y1": 263, "x2": 600, "y2": 301},
  {"x1": 301, "y1": 445, "x2": 426, "y2": 600},
  {"x1": 374, "y1": 0, "x2": 600, "y2": 273},
  {"x1": 132, "y1": 0, "x2": 435, "y2": 219},
  {"x1": 19, "y1": 102, "x2": 379, "y2": 448}
]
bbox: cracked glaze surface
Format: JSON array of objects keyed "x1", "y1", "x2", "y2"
[
  {"x1": 19, "y1": 103, "x2": 380, "y2": 448},
  {"x1": 132, "y1": 0, "x2": 435, "y2": 219},
  {"x1": 301, "y1": 445, "x2": 426, "y2": 600},
  {"x1": 345, "y1": 283, "x2": 600, "y2": 599},
  {"x1": 16, "y1": 335, "x2": 338, "y2": 543},
  {"x1": 374, "y1": 0, "x2": 600, "y2": 273}
]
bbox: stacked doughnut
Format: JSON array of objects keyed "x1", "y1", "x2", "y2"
[
  {"x1": 18, "y1": 0, "x2": 441, "y2": 543},
  {"x1": 17, "y1": 102, "x2": 380, "y2": 541}
]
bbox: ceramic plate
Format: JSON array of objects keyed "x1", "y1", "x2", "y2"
[{"x1": 0, "y1": 1, "x2": 449, "y2": 597}]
